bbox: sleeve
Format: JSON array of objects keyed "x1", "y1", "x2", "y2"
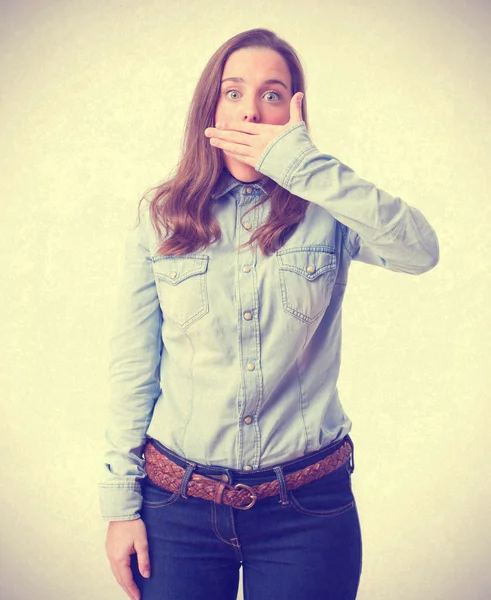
[
  {"x1": 98, "y1": 202, "x2": 163, "y2": 521},
  {"x1": 256, "y1": 121, "x2": 439, "y2": 275}
]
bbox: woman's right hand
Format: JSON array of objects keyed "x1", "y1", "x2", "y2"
[{"x1": 105, "y1": 518, "x2": 151, "y2": 600}]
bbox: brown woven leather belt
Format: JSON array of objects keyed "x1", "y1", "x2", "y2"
[{"x1": 144, "y1": 439, "x2": 352, "y2": 510}]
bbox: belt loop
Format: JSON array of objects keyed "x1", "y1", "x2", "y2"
[
  {"x1": 347, "y1": 436, "x2": 355, "y2": 474},
  {"x1": 273, "y1": 466, "x2": 290, "y2": 505},
  {"x1": 179, "y1": 462, "x2": 196, "y2": 498}
]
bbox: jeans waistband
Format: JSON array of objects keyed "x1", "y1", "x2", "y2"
[{"x1": 145, "y1": 435, "x2": 354, "y2": 486}]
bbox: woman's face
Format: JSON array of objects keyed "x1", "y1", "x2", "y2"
[{"x1": 215, "y1": 47, "x2": 293, "y2": 183}]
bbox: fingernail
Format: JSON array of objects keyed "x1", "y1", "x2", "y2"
[{"x1": 143, "y1": 570, "x2": 150, "y2": 578}]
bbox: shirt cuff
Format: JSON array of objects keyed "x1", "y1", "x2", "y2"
[
  {"x1": 98, "y1": 481, "x2": 143, "y2": 521},
  {"x1": 256, "y1": 121, "x2": 319, "y2": 184}
]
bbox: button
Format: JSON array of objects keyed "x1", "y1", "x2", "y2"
[
  {"x1": 244, "y1": 416, "x2": 253, "y2": 425},
  {"x1": 243, "y1": 312, "x2": 252, "y2": 321},
  {"x1": 246, "y1": 362, "x2": 255, "y2": 371},
  {"x1": 220, "y1": 474, "x2": 229, "y2": 482},
  {"x1": 307, "y1": 265, "x2": 316, "y2": 274},
  {"x1": 169, "y1": 271, "x2": 177, "y2": 279},
  {"x1": 243, "y1": 222, "x2": 252, "y2": 230},
  {"x1": 243, "y1": 465, "x2": 253, "y2": 471},
  {"x1": 242, "y1": 265, "x2": 251, "y2": 273},
  {"x1": 245, "y1": 186, "x2": 253, "y2": 194}
]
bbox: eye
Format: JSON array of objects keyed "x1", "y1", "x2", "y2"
[
  {"x1": 225, "y1": 89, "x2": 241, "y2": 100},
  {"x1": 224, "y1": 89, "x2": 282, "y2": 102},
  {"x1": 264, "y1": 91, "x2": 281, "y2": 102}
]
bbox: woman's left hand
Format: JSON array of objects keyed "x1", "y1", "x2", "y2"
[{"x1": 204, "y1": 92, "x2": 304, "y2": 168}]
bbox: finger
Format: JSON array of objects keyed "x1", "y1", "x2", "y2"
[
  {"x1": 135, "y1": 538, "x2": 151, "y2": 578},
  {"x1": 205, "y1": 128, "x2": 253, "y2": 145},
  {"x1": 209, "y1": 137, "x2": 251, "y2": 157},
  {"x1": 215, "y1": 120, "x2": 259, "y2": 134},
  {"x1": 110, "y1": 558, "x2": 141, "y2": 600},
  {"x1": 289, "y1": 92, "x2": 304, "y2": 124}
]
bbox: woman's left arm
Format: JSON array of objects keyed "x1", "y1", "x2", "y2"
[
  {"x1": 256, "y1": 121, "x2": 439, "y2": 275},
  {"x1": 205, "y1": 96, "x2": 439, "y2": 275}
]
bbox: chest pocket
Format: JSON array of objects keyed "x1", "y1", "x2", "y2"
[
  {"x1": 152, "y1": 255, "x2": 209, "y2": 330},
  {"x1": 276, "y1": 246, "x2": 337, "y2": 324}
]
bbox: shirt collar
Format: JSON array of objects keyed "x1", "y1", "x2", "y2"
[{"x1": 211, "y1": 168, "x2": 273, "y2": 200}]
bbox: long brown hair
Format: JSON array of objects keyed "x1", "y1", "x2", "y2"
[{"x1": 142, "y1": 28, "x2": 310, "y2": 257}]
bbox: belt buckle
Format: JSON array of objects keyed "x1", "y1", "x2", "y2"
[{"x1": 233, "y1": 483, "x2": 257, "y2": 510}]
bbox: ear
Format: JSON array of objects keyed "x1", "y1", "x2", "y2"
[{"x1": 289, "y1": 92, "x2": 304, "y2": 124}]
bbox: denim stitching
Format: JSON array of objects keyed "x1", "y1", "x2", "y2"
[
  {"x1": 273, "y1": 466, "x2": 290, "y2": 505},
  {"x1": 276, "y1": 244, "x2": 336, "y2": 254},
  {"x1": 295, "y1": 359, "x2": 310, "y2": 455},
  {"x1": 227, "y1": 505, "x2": 243, "y2": 562},
  {"x1": 356, "y1": 502, "x2": 363, "y2": 583},
  {"x1": 210, "y1": 503, "x2": 241, "y2": 549},
  {"x1": 275, "y1": 247, "x2": 337, "y2": 324},
  {"x1": 179, "y1": 462, "x2": 197, "y2": 498},
  {"x1": 289, "y1": 495, "x2": 354, "y2": 518},
  {"x1": 250, "y1": 238, "x2": 263, "y2": 468},
  {"x1": 180, "y1": 267, "x2": 209, "y2": 330},
  {"x1": 142, "y1": 492, "x2": 180, "y2": 509},
  {"x1": 235, "y1": 203, "x2": 247, "y2": 467},
  {"x1": 283, "y1": 140, "x2": 318, "y2": 185},
  {"x1": 283, "y1": 142, "x2": 317, "y2": 184},
  {"x1": 99, "y1": 483, "x2": 140, "y2": 490},
  {"x1": 255, "y1": 120, "x2": 305, "y2": 172},
  {"x1": 153, "y1": 256, "x2": 209, "y2": 331},
  {"x1": 287, "y1": 458, "x2": 355, "y2": 517},
  {"x1": 340, "y1": 223, "x2": 355, "y2": 258}
]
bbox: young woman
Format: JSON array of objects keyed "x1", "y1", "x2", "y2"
[{"x1": 100, "y1": 28, "x2": 439, "y2": 600}]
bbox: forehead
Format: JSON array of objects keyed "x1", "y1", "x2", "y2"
[{"x1": 222, "y1": 47, "x2": 291, "y2": 85}]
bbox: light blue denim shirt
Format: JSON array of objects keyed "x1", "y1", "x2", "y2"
[{"x1": 99, "y1": 121, "x2": 439, "y2": 521}]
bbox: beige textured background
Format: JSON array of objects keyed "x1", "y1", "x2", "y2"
[{"x1": 1, "y1": 0, "x2": 490, "y2": 598}]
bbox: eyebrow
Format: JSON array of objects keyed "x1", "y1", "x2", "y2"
[{"x1": 221, "y1": 77, "x2": 289, "y2": 91}]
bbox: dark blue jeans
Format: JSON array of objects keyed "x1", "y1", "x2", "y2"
[{"x1": 130, "y1": 435, "x2": 362, "y2": 599}]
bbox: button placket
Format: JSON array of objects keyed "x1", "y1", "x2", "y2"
[
  {"x1": 240, "y1": 185, "x2": 257, "y2": 231},
  {"x1": 236, "y1": 188, "x2": 262, "y2": 471}
]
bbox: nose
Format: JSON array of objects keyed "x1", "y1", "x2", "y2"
[
  {"x1": 242, "y1": 99, "x2": 260, "y2": 123},
  {"x1": 244, "y1": 112, "x2": 259, "y2": 122}
]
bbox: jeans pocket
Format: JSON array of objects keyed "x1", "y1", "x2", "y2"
[
  {"x1": 288, "y1": 462, "x2": 355, "y2": 517},
  {"x1": 142, "y1": 479, "x2": 180, "y2": 509}
]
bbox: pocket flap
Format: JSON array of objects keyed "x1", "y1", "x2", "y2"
[
  {"x1": 152, "y1": 255, "x2": 209, "y2": 285},
  {"x1": 276, "y1": 247, "x2": 336, "y2": 281}
]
